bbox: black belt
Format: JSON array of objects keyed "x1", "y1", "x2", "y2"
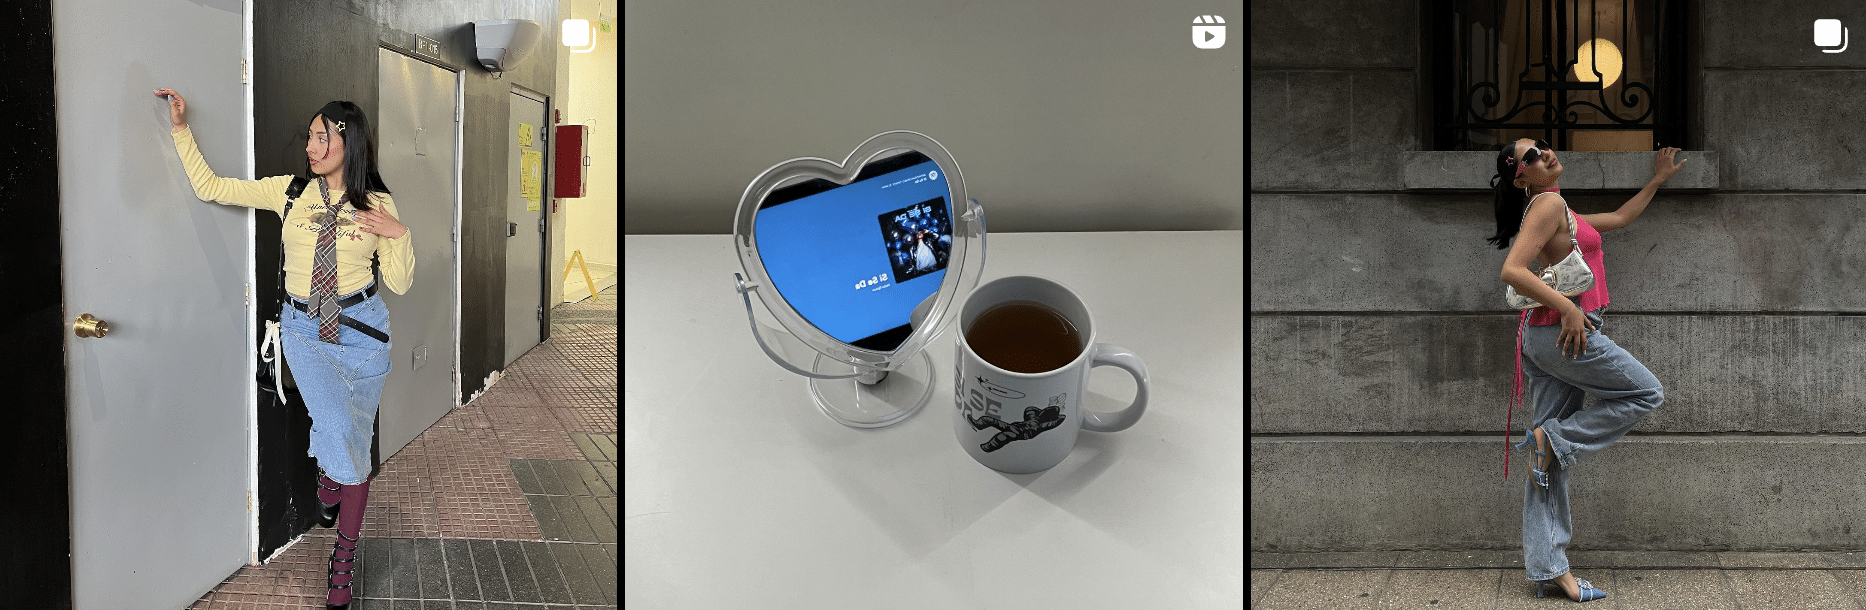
[{"x1": 288, "y1": 283, "x2": 388, "y2": 343}]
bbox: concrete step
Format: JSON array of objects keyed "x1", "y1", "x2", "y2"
[
  {"x1": 1252, "y1": 549, "x2": 1866, "y2": 610},
  {"x1": 1252, "y1": 435, "x2": 1866, "y2": 552},
  {"x1": 1253, "y1": 549, "x2": 1866, "y2": 570}
]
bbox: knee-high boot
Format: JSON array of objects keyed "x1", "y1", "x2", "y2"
[
  {"x1": 316, "y1": 472, "x2": 342, "y2": 528},
  {"x1": 326, "y1": 476, "x2": 371, "y2": 610}
]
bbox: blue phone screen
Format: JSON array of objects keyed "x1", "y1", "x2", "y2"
[{"x1": 755, "y1": 155, "x2": 951, "y2": 348}]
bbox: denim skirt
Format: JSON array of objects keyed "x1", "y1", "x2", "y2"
[{"x1": 279, "y1": 284, "x2": 392, "y2": 486}]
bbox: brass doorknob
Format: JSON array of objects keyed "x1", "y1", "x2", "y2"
[{"x1": 74, "y1": 313, "x2": 109, "y2": 338}]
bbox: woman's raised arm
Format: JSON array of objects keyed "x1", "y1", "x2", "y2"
[{"x1": 156, "y1": 87, "x2": 291, "y2": 215}]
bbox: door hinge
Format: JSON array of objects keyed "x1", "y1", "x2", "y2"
[
  {"x1": 241, "y1": 59, "x2": 249, "y2": 84},
  {"x1": 245, "y1": 283, "x2": 251, "y2": 308},
  {"x1": 538, "y1": 217, "x2": 545, "y2": 234},
  {"x1": 536, "y1": 306, "x2": 543, "y2": 322}
]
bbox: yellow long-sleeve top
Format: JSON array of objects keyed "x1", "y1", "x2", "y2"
[{"x1": 172, "y1": 126, "x2": 414, "y2": 300}]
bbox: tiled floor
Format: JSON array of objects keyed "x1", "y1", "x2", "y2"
[{"x1": 191, "y1": 287, "x2": 618, "y2": 609}]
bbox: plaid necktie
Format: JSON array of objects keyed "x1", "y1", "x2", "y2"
[{"x1": 311, "y1": 177, "x2": 343, "y2": 343}]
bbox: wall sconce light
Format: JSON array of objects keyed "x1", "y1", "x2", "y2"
[{"x1": 563, "y1": 19, "x2": 596, "y2": 53}]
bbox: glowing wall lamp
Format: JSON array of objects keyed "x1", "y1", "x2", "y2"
[
  {"x1": 563, "y1": 19, "x2": 596, "y2": 53},
  {"x1": 1571, "y1": 38, "x2": 1623, "y2": 88}
]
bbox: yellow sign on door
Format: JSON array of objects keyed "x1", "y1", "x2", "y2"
[
  {"x1": 518, "y1": 122, "x2": 536, "y2": 148},
  {"x1": 521, "y1": 149, "x2": 543, "y2": 210}
]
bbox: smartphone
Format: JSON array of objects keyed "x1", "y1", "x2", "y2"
[{"x1": 755, "y1": 150, "x2": 953, "y2": 351}]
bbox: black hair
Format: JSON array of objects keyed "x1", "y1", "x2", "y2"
[
  {"x1": 1484, "y1": 141, "x2": 1528, "y2": 250},
  {"x1": 309, "y1": 101, "x2": 391, "y2": 211}
]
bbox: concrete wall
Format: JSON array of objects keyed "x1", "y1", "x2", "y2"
[
  {"x1": 623, "y1": 0, "x2": 1246, "y2": 235},
  {"x1": 1251, "y1": 0, "x2": 1866, "y2": 552}
]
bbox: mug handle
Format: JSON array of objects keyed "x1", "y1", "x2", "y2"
[{"x1": 1080, "y1": 343, "x2": 1149, "y2": 432}]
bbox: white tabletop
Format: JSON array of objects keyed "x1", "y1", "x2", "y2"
[{"x1": 624, "y1": 231, "x2": 1244, "y2": 609}]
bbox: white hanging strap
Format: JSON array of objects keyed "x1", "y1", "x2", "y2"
[
  {"x1": 1521, "y1": 191, "x2": 1583, "y2": 258},
  {"x1": 262, "y1": 320, "x2": 289, "y2": 406}
]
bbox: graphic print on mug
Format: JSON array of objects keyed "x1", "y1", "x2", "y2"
[
  {"x1": 965, "y1": 393, "x2": 1067, "y2": 452},
  {"x1": 953, "y1": 275, "x2": 1151, "y2": 474},
  {"x1": 976, "y1": 378, "x2": 1025, "y2": 400}
]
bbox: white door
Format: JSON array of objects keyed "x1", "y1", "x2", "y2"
[
  {"x1": 505, "y1": 90, "x2": 548, "y2": 365},
  {"x1": 375, "y1": 48, "x2": 464, "y2": 458},
  {"x1": 56, "y1": 0, "x2": 253, "y2": 607}
]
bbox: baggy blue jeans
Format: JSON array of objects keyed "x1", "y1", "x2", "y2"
[
  {"x1": 279, "y1": 284, "x2": 392, "y2": 486},
  {"x1": 1515, "y1": 307, "x2": 1663, "y2": 582}
]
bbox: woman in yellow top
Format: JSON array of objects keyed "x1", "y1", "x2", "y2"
[{"x1": 156, "y1": 88, "x2": 413, "y2": 610}]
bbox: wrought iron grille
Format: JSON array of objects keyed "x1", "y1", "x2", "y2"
[{"x1": 1429, "y1": 0, "x2": 1688, "y2": 152}]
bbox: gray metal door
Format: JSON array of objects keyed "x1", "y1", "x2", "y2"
[
  {"x1": 505, "y1": 90, "x2": 547, "y2": 365},
  {"x1": 55, "y1": 0, "x2": 252, "y2": 606},
  {"x1": 376, "y1": 48, "x2": 463, "y2": 459}
]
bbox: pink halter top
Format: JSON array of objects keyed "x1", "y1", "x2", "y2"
[
  {"x1": 1523, "y1": 189, "x2": 1610, "y2": 325},
  {"x1": 1506, "y1": 188, "x2": 1611, "y2": 478}
]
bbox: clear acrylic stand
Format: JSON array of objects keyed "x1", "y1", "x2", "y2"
[{"x1": 731, "y1": 131, "x2": 986, "y2": 428}]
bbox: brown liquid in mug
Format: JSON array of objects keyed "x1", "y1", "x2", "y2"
[{"x1": 966, "y1": 301, "x2": 1084, "y2": 374}]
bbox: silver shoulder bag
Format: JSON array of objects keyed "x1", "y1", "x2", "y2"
[{"x1": 1505, "y1": 194, "x2": 1594, "y2": 310}]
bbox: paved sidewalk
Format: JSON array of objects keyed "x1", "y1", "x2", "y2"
[
  {"x1": 1253, "y1": 551, "x2": 1866, "y2": 609},
  {"x1": 190, "y1": 286, "x2": 619, "y2": 609}
]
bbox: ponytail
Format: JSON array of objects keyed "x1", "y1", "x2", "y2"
[{"x1": 1484, "y1": 143, "x2": 1527, "y2": 250}]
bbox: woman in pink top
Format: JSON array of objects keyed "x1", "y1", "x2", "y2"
[{"x1": 1487, "y1": 138, "x2": 1687, "y2": 603}]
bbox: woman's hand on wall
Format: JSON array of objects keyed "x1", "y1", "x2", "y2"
[
  {"x1": 1653, "y1": 147, "x2": 1685, "y2": 183},
  {"x1": 153, "y1": 88, "x2": 186, "y2": 132}
]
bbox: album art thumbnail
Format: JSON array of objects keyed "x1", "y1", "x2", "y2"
[{"x1": 877, "y1": 196, "x2": 952, "y2": 284}]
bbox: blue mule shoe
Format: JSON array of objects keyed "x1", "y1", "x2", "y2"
[
  {"x1": 1536, "y1": 577, "x2": 1607, "y2": 602},
  {"x1": 1517, "y1": 427, "x2": 1556, "y2": 502}
]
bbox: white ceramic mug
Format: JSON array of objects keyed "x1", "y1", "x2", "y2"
[{"x1": 953, "y1": 275, "x2": 1149, "y2": 473}]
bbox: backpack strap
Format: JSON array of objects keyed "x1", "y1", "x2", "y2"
[
  {"x1": 274, "y1": 177, "x2": 310, "y2": 317},
  {"x1": 359, "y1": 190, "x2": 382, "y2": 291}
]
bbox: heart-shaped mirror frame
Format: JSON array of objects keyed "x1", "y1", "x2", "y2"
[{"x1": 731, "y1": 131, "x2": 986, "y2": 426}]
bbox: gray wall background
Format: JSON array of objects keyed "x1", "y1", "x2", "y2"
[
  {"x1": 624, "y1": 0, "x2": 1245, "y2": 235},
  {"x1": 1252, "y1": 0, "x2": 1866, "y2": 553}
]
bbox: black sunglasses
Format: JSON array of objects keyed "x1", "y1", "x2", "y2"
[{"x1": 1517, "y1": 139, "x2": 1552, "y2": 168}]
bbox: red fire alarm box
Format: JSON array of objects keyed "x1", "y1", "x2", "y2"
[{"x1": 554, "y1": 124, "x2": 589, "y2": 197}]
